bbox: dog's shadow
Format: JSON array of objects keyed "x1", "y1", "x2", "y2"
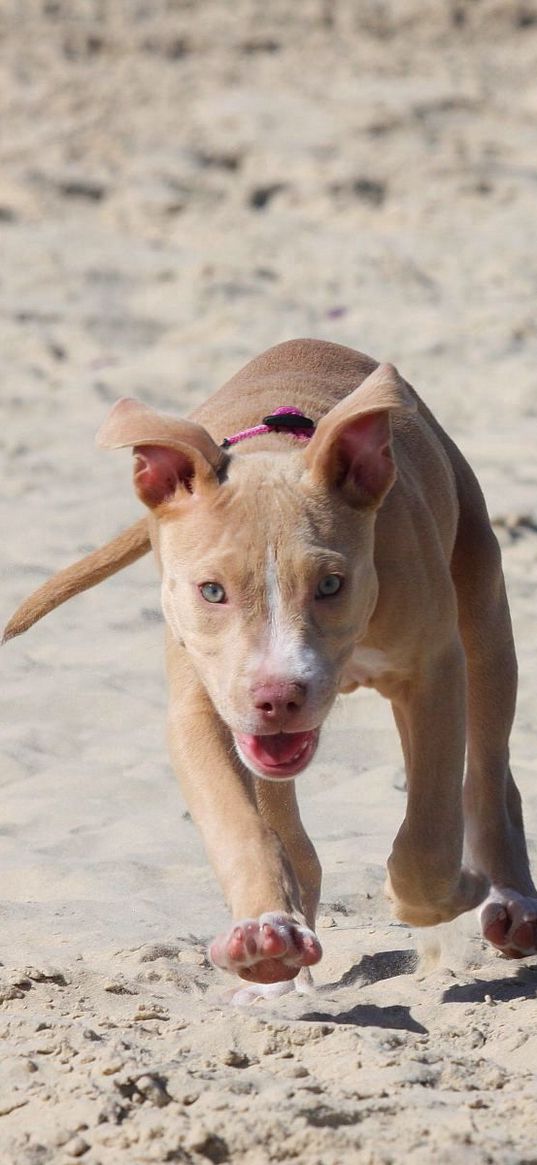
[
  {"x1": 442, "y1": 966, "x2": 537, "y2": 1004},
  {"x1": 323, "y1": 948, "x2": 418, "y2": 991},
  {"x1": 300, "y1": 1001, "x2": 427, "y2": 1033},
  {"x1": 298, "y1": 948, "x2": 426, "y2": 1033},
  {"x1": 295, "y1": 951, "x2": 537, "y2": 1031}
]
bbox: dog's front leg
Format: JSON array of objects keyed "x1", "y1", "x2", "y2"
[
  {"x1": 387, "y1": 638, "x2": 489, "y2": 927},
  {"x1": 254, "y1": 779, "x2": 322, "y2": 931},
  {"x1": 166, "y1": 644, "x2": 321, "y2": 984}
]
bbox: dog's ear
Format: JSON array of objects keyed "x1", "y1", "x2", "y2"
[
  {"x1": 96, "y1": 398, "x2": 227, "y2": 509},
  {"x1": 304, "y1": 363, "x2": 416, "y2": 508}
]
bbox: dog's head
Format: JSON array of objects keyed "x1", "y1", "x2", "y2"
[{"x1": 97, "y1": 363, "x2": 414, "y2": 780}]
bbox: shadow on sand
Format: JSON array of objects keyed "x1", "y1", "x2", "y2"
[{"x1": 296, "y1": 948, "x2": 425, "y2": 1031}]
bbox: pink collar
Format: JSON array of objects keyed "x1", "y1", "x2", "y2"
[{"x1": 221, "y1": 406, "x2": 315, "y2": 448}]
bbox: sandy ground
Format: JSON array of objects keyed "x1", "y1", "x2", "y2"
[{"x1": 2, "y1": 2, "x2": 537, "y2": 1161}]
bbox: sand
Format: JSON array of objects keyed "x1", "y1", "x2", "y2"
[{"x1": 2, "y1": 2, "x2": 537, "y2": 1161}]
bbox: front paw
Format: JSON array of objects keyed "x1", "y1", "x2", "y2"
[{"x1": 209, "y1": 912, "x2": 322, "y2": 983}]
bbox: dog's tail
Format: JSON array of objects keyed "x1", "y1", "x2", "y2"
[{"x1": 3, "y1": 518, "x2": 151, "y2": 644}]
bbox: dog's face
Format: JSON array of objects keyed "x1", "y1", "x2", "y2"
[
  {"x1": 158, "y1": 450, "x2": 379, "y2": 777},
  {"x1": 97, "y1": 363, "x2": 415, "y2": 779}
]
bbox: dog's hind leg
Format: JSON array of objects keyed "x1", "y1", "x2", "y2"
[
  {"x1": 451, "y1": 480, "x2": 537, "y2": 958},
  {"x1": 387, "y1": 636, "x2": 489, "y2": 928}
]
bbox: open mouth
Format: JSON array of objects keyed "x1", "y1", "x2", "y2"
[{"x1": 234, "y1": 729, "x2": 319, "y2": 779}]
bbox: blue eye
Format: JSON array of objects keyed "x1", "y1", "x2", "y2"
[
  {"x1": 315, "y1": 574, "x2": 343, "y2": 599},
  {"x1": 200, "y1": 582, "x2": 226, "y2": 604}
]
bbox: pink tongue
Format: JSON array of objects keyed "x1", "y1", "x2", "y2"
[{"x1": 239, "y1": 732, "x2": 312, "y2": 767}]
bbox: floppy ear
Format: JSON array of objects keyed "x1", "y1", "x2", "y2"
[
  {"x1": 304, "y1": 363, "x2": 416, "y2": 508},
  {"x1": 96, "y1": 398, "x2": 227, "y2": 509}
]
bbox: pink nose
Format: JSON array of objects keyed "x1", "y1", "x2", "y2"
[{"x1": 252, "y1": 681, "x2": 307, "y2": 721}]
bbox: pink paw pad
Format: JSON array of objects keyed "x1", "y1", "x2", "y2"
[
  {"x1": 209, "y1": 912, "x2": 322, "y2": 984},
  {"x1": 480, "y1": 888, "x2": 537, "y2": 958}
]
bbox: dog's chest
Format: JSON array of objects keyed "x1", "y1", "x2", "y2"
[{"x1": 339, "y1": 646, "x2": 391, "y2": 691}]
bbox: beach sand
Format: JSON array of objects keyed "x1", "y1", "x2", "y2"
[{"x1": 2, "y1": 2, "x2": 537, "y2": 1161}]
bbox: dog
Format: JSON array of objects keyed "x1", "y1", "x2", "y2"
[{"x1": 5, "y1": 339, "x2": 537, "y2": 992}]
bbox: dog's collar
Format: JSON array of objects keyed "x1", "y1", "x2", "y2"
[{"x1": 221, "y1": 406, "x2": 315, "y2": 448}]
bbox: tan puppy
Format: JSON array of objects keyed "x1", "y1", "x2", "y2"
[{"x1": 5, "y1": 340, "x2": 537, "y2": 989}]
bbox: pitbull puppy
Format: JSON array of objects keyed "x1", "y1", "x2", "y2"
[{"x1": 5, "y1": 340, "x2": 537, "y2": 989}]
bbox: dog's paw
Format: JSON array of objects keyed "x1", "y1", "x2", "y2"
[
  {"x1": 479, "y1": 887, "x2": 537, "y2": 958},
  {"x1": 209, "y1": 912, "x2": 322, "y2": 984}
]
